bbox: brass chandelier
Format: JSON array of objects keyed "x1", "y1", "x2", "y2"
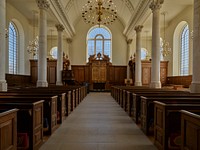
[
  {"x1": 27, "y1": 11, "x2": 39, "y2": 58},
  {"x1": 82, "y1": 0, "x2": 117, "y2": 26}
]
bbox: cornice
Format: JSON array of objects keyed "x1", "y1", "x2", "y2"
[
  {"x1": 49, "y1": 0, "x2": 75, "y2": 38},
  {"x1": 123, "y1": 0, "x2": 151, "y2": 39}
]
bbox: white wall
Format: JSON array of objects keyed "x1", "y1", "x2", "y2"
[
  {"x1": 47, "y1": 35, "x2": 69, "y2": 59},
  {"x1": 164, "y1": 6, "x2": 193, "y2": 76},
  {"x1": 71, "y1": 19, "x2": 127, "y2": 65},
  {"x1": 6, "y1": 3, "x2": 32, "y2": 75}
]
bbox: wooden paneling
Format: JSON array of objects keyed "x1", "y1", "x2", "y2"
[
  {"x1": 6, "y1": 74, "x2": 31, "y2": 87},
  {"x1": 30, "y1": 59, "x2": 57, "y2": 85},
  {"x1": 48, "y1": 67, "x2": 56, "y2": 84},
  {"x1": 72, "y1": 65, "x2": 127, "y2": 90},
  {"x1": 91, "y1": 61, "x2": 107, "y2": 82},
  {"x1": 142, "y1": 67, "x2": 151, "y2": 85},
  {"x1": 108, "y1": 67, "x2": 115, "y2": 82},
  {"x1": 84, "y1": 66, "x2": 90, "y2": 82},
  {"x1": 30, "y1": 60, "x2": 38, "y2": 83},
  {"x1": 160, "y1": 61, "x2": 168, "y2": 85},
  {"x1": 131, "y1": 60, "x2": 168, "y2": 86},
  {"x1": 167, "y1": 75, "x2": 192, "y2": 88},
  {"x1": 71, "y1": 65, "x2": 88, "y2": 83}
]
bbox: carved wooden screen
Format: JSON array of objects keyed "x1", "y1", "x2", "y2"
[{"x1": 92, "y1": 60, "x2": 106, "y2": 82}]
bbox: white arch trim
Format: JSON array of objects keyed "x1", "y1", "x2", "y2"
[
  {"x1": 173, "y1": 21, "x2": 188, "y2": 76},
  {"x1": 86, "y1": 25, "x2": 112, "y2": 62},
  {"x1": 10, "y1": 19, "x2": 25, "y2": 74}
]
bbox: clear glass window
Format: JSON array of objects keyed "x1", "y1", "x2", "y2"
[{"x1": 8, "y1": 22, "x2": 18, "y2": 74}]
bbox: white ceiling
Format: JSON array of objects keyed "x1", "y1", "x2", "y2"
[{"x1": 7, "y1": 0, "x2": 193, "y2": 38}]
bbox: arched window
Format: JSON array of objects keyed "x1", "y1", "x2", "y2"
[
  {"x1": 50, "y1": 47, "x2": 58, "y2": 59},
  {"x1": 87, "y1": 26, "x2": 112, "y2": 62},
  {"x1": 180, "y1": 24, "x2": 189, "y2": 75},
  {"x1": 141, "y1": 48, "x2": 148, "y2": 60},
  {"x1": 8, "y1": 22, "x2": 18, "y2": 74}
]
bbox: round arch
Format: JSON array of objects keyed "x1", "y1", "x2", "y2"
[
  {"x1": 173, "y1": 21, "x2": 188, "y2": 76},
  {"x1": 8, "y1": 19, "x2": 25, "y2": 74},
  {"x1": 86, "y1": 25, "x2": 112, "y2": 62}
]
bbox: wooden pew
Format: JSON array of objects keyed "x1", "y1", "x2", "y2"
[
  {"x1": 111, "y1": 86, "x2": 178, "y2": 118},
  {"x1": 6, "y1": 85, "x2": 87, "y2": 118},
  {"x1": 111, "y1": 85, "x2": 150, "y2": 100},
  {"x1": 113, "y1": 87, "x2": 158, "y2": 105},
  {"x1": 2, "y1": 85, "x2": 86, "y2": 128},
  {"x1": 154, "y1": 101, "x2": 200, "y2": 150},
  {"x1": 0, "y1": 109, "x2": 18, "y2": 150},
  {"x1": 130, "y1": 90, "x2": 188, "y2": 123},
  {"x1": 16, "y1": 86, "x2": 83, "y2": 113},
  {"x1": 0, "y1": 96, "x2": 57, "y2": 136},
  {"x1": 180, "y1": 110, "x2": 200, "y2": 150},
  {"x1": 0, "y1": 100, "x2": 44, "y2": 150},
  {"x1": 140, "y1": 96, "x2": 200, "y2": 135},
  {"x1": 0, "y1": 92, "x2": 66, "y2": 124},
  {"x1": 112, "y1": 87, "x2": 151, "y2": 115}
]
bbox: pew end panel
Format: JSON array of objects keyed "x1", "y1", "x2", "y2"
[
  {"x1": 154, "y1": 101, "x2": 200, "y2": 150},
  {"x1": 0, "y1": 109, "x2": 18, "y2": 150},
  {"x1": 181, "y1": 110, "x2": 200, "y2": 150},
  {"x1": 0, "y1": 100, "x2": 44, "y2": 150}
]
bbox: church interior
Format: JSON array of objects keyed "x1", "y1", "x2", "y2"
[{"x1": 0, "y1": 0, "x2": 200, "y2": 150}]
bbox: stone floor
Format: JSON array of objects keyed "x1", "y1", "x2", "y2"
[{"x1": 39, "y1": 92, "x2": 157, "y2": 150}]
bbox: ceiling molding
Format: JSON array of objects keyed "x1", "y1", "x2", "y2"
[
  {"x1": 123, "y1": 0, "x2": 151, "y2": 39},
  {"x1": 65, "y1": 0, "x2": 73, "y2": 13},
  {"x1": 122, "y1": 0, "x2": 134, "y2": 13},
  {"x1": 49, "y1": 0, "x2": 75, "y2": 38},
  {"x1": 64, "y1": 0, "x2": 134, "y2": 27},
  {"x1": 65, "y1": 0, "x2": 134, "y2": 13}
]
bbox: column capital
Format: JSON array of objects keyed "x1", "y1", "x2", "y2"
[
  {"x1": 36, "y1": 0, "x2": 50, "y2": 10},
  {"x1": 134, "y1": 25, "x2": 143, "y2": 33},
  {"x1": 67, "y1": 38, "x2": 72, "y2": 44},
  {"x1": 127, "y1": 39, "x2": 133, "y2": 44},
  {"x1": 149, "y1": 0, "x2": 164, "y2": 12},
  {"x1": 56, "y1": 24, "x2": 65, "y2": 32}
]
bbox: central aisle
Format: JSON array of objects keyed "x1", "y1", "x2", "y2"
[{"x1": 40, "y1": 92, "x2": 157, "y2": 150}]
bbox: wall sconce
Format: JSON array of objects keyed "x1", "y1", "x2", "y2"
[
  {"x1": 5, "y1": 29, "x2": 8, "y2": 38},
  {"x1": 190, "y1": 30, "x2": 193, "y2": 40},
  {"x1": 0, "y1": 29, "x2": 8, "y2": 38}
]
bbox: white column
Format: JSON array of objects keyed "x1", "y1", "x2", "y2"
[
  {"x1": 190, "y1": 0, "x2": 200, "y2": 93},
  {"x1": 134, "y1": 25, "x2": 143, "y2": 86},
  {"x1": 66, "y1": 38, "x2": 72, "y2": 70},
  {"x1": 36, "y1": 0, "x2": 50, "y2": 87},
  {"x1": 0, "y1": 0, "x2": 7, "y2": 91},
  {"x1": 149, "y1": 0, "x2": 163, "y2": 88},
  {"x1": 56, "y1": 24, "x2": 64, "y2": 86},
  {"x1": 127, "y1": 39, "x2": 132, "y2": 79}
]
